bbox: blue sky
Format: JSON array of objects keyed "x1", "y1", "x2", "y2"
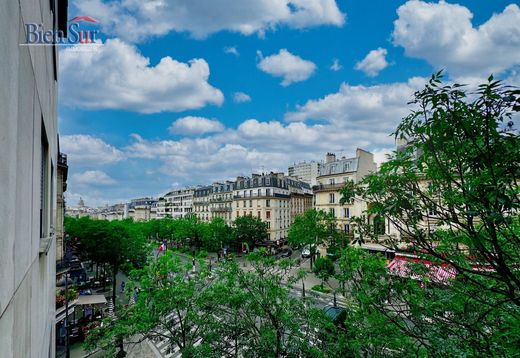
[{"x1": 59, "y1": 0, "x2": 520, "y2": 207}]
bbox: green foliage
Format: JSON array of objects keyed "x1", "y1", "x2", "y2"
[
  {"x1": 232, "y1": 215, "x2": 268, "y2": 248},
  {"x1": 338, "y1": 74, "x2": 520, "y2": 356},
  {"x1": 200, "y1": 217, "x2": 230, "y2": 252},
  {"x1": 313, "y1": 257, "x2": 335, "y2": 288},
  {"x1": 85, "y1": 251, "x2": 344, "y2": 357}
]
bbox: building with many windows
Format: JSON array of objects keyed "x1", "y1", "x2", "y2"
[
  {"x1": 232, "y1": 173, "x2": 312, "y2": 242},
  {"x1": 156, "y1": 188, "x2": 195, "y2": 219},
  {"x1": 288, "y1": 160, "x2": 322, "y2": 186},
  {"x1": 209, "y1": 181, "x2": 234, "y2": 225},
  {"x1": 0, "y1": 0, "x2": 67, "y2": 355},
  {"x1": 313, "y1": 150, "x2": 377, "y2": 236},
  {"x1": 193, "y1": 186, "x2": 212, "y2": 222},
  {"x1": 128, "y1": 197, "x2": 157, "y2": 222}
]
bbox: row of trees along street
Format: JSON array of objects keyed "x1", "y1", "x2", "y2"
[{"x1": 68, "y1": 74, "x2": 519, "y2": 357}]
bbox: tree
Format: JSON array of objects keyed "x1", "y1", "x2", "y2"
[
  {"x1": 201, "y1": 217, "x2": 231, "y2": 252},
  {"x1": 339, "y1": 74, "x2": 520, "y2": 355},
  {"x1": 313, "y1": 257, "x2": 335, "y2": 291},
  {"x1": 232, "y1": 215, "x2": 268, "y2": 250},
  {"x1": 65, "y1": 217, "x2": 147, "y2": 308},
  {"x1": 85, "y1": 252, "x2": 222, "y2": 357},
  {"x1": 288, "y1": 209, "x2": 333, "y2": 268}
]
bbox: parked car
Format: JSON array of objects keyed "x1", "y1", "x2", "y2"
[
  {"x1": 301, "y1": 246, "x2": 311, "y2": 258},
  {"x1": 276, "y1": 246, "x2": 292, "y2": 258}
]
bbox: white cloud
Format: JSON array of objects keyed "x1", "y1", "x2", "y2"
[
  {"x1": 60, "y1": 135, "x2": 124, "y2": 165},
  {"x1": 169, "y1": 116, "x2": 225, "y2": 135},
  {"x1": 355, "y1": 48, "x2": 389, "y2": 77},
  {"x1": 60, "y1": 39, "x2": 224, "y2": 113},
  {"x1": 73, "y1": 0, "x2": 345, "y2": 42},
  {"x1": 393, "y1": 1, "x2": 520, "y2": 78},
  {"x1": 257, "y1": 49, "x2": 316, "y2": 86},
  {"x1": 71, "y1": 170, "x2": 117, "y2": 186},
  {"x1": 224, "y1": 46, "x2": 240, "y2": 56},
  {"x1": 285, "y1": 77, "x2": 425, "y2": 133},
  {"x1": 233, "y1": 92, "x2": 252, "y2": 103},
  {"x1": 330, "y1": 58, "x2": 342, "y2": 71}
]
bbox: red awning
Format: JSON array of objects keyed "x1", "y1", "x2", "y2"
[{"x1": 387, "y1": 256, "x2": 457, "y2": 283}]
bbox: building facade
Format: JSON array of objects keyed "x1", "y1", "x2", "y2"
[
  {"x1": 313, "y1": 149, "x2": 377, "y2": 237},
  {"x1": 156, "y1": 188, "x2": 195, "y2": 219},
  {"x1": 288, "y1": 160, "x2": 322, "y2": 186},
  {"x1": 193, "y1": 186, "x2": 211, "y2": 222},
  {"x1": 127, "y1": 198, "x2": 157, "y2": 222},
  {"x1": 232, "y1": 173, "x2": 312, "y2": 242},
  {"x1": 209, "y1": 181, "x2": 234, "y2": 225},
  {"x1": 0, "y1": 0, "x2": 67, "y2": 355}
]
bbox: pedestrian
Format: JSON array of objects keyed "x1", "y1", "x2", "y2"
[{"x1": 120, "y1": 281, "x2": 125, "y2": 293}]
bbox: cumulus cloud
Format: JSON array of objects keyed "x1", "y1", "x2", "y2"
[
  {"x1": 285, "y1": 77, "x2": 425, "y2": 132},
  {"x1": 169, "y1": 116, "x2": 225, "y2": 135},
  {"x1": 330, "y1": 58, "x2": 342, "y2": 71},
  {"x1": 60, "y1": 134, "x2": 124, "y2": 165},
  {"x1": 71, "y1": 170, "x2": 117, "y2": 186},
  {"x1": 60, "y1": 39, "x2": 224, "y2": 113},
  {"x1": 355, "y1": 48, "x2": 389, "y2": 77},
  {"x1": 73, "y1": 0, "x2": 345, "y2": 42},
  {"x1": 224, "y1": 46, "x2": 240, "y2": 56},
  {"x1": 257, "y1": 49, "x2": 316, "y2": 86},
  {"x1": 233, "y1": 92, "x2": 252, "y2": 103},
  {"x1": 393, "y1": 1, "x2": 520, "y2": 78}
]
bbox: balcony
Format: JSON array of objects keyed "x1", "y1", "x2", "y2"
[
  {"x1": 210, "y1": 197, "x2": 231, "y2": 203},
  {"x1": 210, "y1": 206, "x2": 232, "y2": 212},
  {"x1": 58, "y1": 152, "x2": 68, "y2": 166},
  {"x1": 312, "y1": 183, "x2": 346, "y2": 192},
  {"x1": 234, "y1": 193, "x2": 290, "y2": 199}
]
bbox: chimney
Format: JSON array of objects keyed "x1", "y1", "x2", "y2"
[{"x1": 326, "y1": 152, "x2": 336, "y2": 163}]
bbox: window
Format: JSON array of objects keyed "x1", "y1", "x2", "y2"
[
  {"x1": 257, "y1": 211, "x2": 261, "y2": 219},
  {"x1": 344, "y1": 224, "x2": 350, "y2": 233},
  {"x1": 249, "y1": 200, "x2": 252, "y2": 207},
  {"x1": 343, "y1": 208, "x2": 350, "y2": 218},
  {"x1": 329, "y1": 193, "x2": 335, "y2": 204},
  {"x1": 266, "y1": 222, "x2": 271, "y2": 229},
  {"x1": 266, "y1": 188, "x2": 271, "y2": 196},
  {"x1": 40, "y1": 126, "x2": 49, "y2": 238},
  {"x1": 249, "y1": 190, "x2": 253, "y2": 197},
  {"x1": 243, "y1": 201, "x2": 246, "y2": 208},
  {"x1": 266, "y1": 199, "x2": 270, "y2": 207},
  {"x1": 329, "y1": 178, "x2": 335, "y2": 185},
  {"x1": 266, "y1": 211, "x2": 271, "y2": 219},
  {"x1": 329, "y1": 208, "x2": 335, "y2": 217}
]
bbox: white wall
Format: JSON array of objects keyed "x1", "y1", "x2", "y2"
[{"x1": 0, "y1": 0, "x2": 58, "y2": 356}]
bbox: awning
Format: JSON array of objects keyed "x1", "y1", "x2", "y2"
[
  {"x1": 387, "y1": 256, "x2": 457, "y2": 283},
  {"x1": 76, "y1": 295, "x2": 107, "y2": 306}
]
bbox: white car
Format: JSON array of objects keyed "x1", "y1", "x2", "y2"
[{"x1": 301, "y1": 246, "x2": 311, "y2": 258}]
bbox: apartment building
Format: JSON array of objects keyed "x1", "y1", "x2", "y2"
[
  {"x1": 156, "y1": 188, "x2": 195, "y2": 219},
  {"x1": 127, "y1": 198, "x2": 157, "y2": 222},
  {"x1": 232, "y1": 173, "x2": 312, "y2": 242},
  {"x1": 193, "y1": 186, "x2": 211, "y2": 222},
  {"x1": 0, "y1": 0, "x2": 68, "y2": 355},
  {"x1": 313, "y1": 150, "x2": 377, "y2": 236},
  {"x1": 288, "y1": 160, "x2": 322, "y2": 186},
  {"x1": 209, "y1": 181, "x2": 234, "y2": 225}
]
